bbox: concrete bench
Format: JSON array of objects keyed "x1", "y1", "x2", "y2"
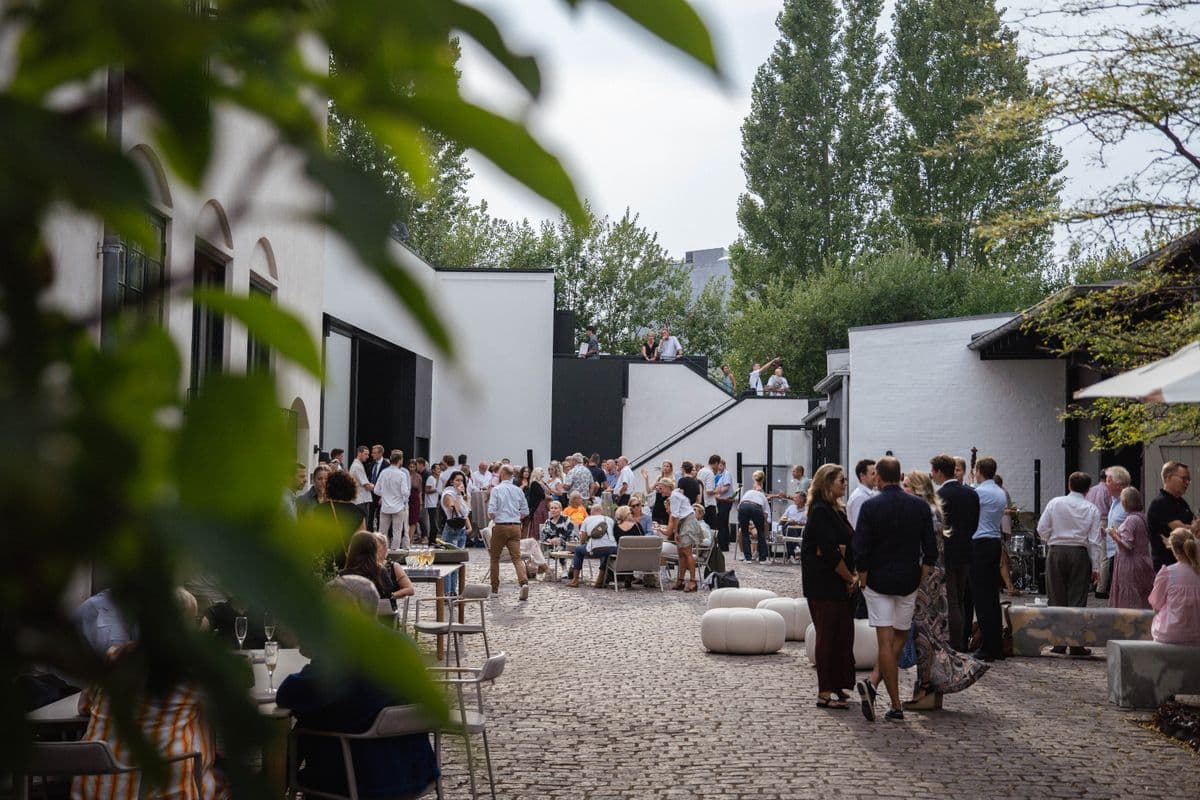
[
  {"x1": 701, "y1": 608, "x2": 786, "y2": 655},
  {"x1": 1009, "y1": 605, "x2": 1154, "y2": 656},
  {"x1": 1108, "y1": 639, "x2": 1200, "y2": 709}
]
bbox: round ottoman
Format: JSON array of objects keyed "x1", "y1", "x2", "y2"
[
  {"x1": 756, "y1": 597, "x2": 812, "y2": 641},
  {"x1": 701, "y1": 608, "x2": 786, "y2": 654},
  {"x1": 803, "y1": 619, "x2": 880, "y2": 669},
  {"x1": 706, "y1": 587, "x2": 778, "y2": 610}
]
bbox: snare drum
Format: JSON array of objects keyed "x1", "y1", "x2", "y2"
[{"x1": 1007, "y1": 532, "x2": 1027, "y2": 555}]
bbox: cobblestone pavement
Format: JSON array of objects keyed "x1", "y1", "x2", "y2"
[{"x1": 423, "y1": 550, "x2": 1199, "y2": 799}]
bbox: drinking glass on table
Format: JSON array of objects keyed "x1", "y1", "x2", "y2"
[
  {"x1": 235, "y1": 615, "x2": 248, "y2": 650},
  {"x1": 264, "y1": 640, "x2": 279, "y2": 695},
  {"x1": 263, "y1": 613, "x2": 275, "y2": 642}
]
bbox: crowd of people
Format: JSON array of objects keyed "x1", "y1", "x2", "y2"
[{"x1": 801, "y1": 452, "x2": 1200, "y2": 724}]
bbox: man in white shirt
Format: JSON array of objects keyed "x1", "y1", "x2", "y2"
[
  {"x1": 697, "y1": 454, "x2": 720, "y2": 533},
  {"x1": 846, "y1": 458, "x2": 878, "y2": 529},
  {"x1": 1037, "y1": 471, "x2": 1104, "y2": 655},
  {"x1": 423, "y1": 463, "x2": 443, "y2": 544},
  {"x1": 375, "y1": 451, "x2": 411, "y2": 547},
  {"x1": 487, "y1": 464, "x2": 531, "y2": 600},
  {"x1": 657, "y1": 326, "x2": 682, "y2": 361},
  {"x1": 747, "y1": 356, "x2": 780, "y2": 396},
  {"x1": 765, "y1": 366, "x2": 790, "y2": 395},
  {"x1": 469, "y1": 461, "x2": 492, "y2": 494},
  {"x1": 780, "y1": 490, "x2": 807, "y2": 561},
  {"x1": 615, "y1": 456, "x2": 636, "y2": 505},
  {"x1": 348, "y1": 446, "x2": 374, "y2": 522}
]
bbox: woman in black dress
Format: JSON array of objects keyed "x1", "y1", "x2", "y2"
[
  {"x1": 801, "y1": 463, "x2": 858, "y2": 710},
  {"x1": 641, "y1": 331, "x2": 658, "y2": 361}
]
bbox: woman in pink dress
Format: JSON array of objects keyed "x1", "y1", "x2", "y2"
[
  {"x1": 1107, "y1": 487, "x2": 1156, "y2": 609},
  {"x1": 1149, "y1": 528, "x2": 1200, "y2": 645}
]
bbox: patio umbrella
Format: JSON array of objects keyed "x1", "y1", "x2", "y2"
[{"x1": 1074, "y1": 341, "x2": 1200, "y2": 404}]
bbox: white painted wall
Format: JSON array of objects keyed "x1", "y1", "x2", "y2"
[
  {"x1": 323, "y1": 235, "x2": 556, "y2": 465},
  {"x1": 846, "y1": 314, "x2": 1066, "y2": 511},
  {"x1": 622, "y1": 362, "x2": 731, "y2": 458},
  {"x1": 640, "y1": 398, "x2": 811, "y2": 476},
  {"x1": 42, "y1": 101, "x2": 327, "y2": 468}
]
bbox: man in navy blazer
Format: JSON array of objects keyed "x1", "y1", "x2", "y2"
[
  {"x1": 852, "y1": 456, "x2": 938, "y2": 722},
  {"x1": 931, "y1": 453, "x2": 979, "y2": 651}
]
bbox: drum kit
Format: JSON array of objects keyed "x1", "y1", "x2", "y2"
[{"x1": 1006, "y1": 518, "x2": 1046, "y2": 594}]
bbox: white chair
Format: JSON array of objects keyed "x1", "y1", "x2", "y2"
[
  {"x1": 15, "y1": 741, "x2": 202, "y2": 800},
  {"x1": 603, "y1": 535, "x2": 664, "y2": 592},
  {"x1": 288, "y1": 705, "x2": 442, "y2": 800},
  {"x1": 430, "y1": 652, "x2": 508, "y2": 800},
  {"x1": 413, "y1": 594, "x2": 490, "y2": 667}
]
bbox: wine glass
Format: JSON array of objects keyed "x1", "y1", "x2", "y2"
[
  {"x1": 235, "y1": 615, "x2": 248, "y2": 650},
  {"x1": 264, "y1": 640, "x2": 279, "y2": 695},
  {"x1": 263, "y1": 613, "x2": 275, "y2": 642}
]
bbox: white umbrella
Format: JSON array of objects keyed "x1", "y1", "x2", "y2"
[{"x1": 1074, "y1": 341, "x2": 1200, "y2": 403}]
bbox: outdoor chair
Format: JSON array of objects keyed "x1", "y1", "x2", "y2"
[
  {"x1": 287, "y1": 704, "x2": 442, "y2": 800},
  {"x1": 378, "y1": 597, "x2": 411, "y2": 633},
  {"x1": 603, "y1": 535, "x2": 663, "y2": 592},
  {"x1": 14, "y1": 741, "x2": 201, "y2": 800},
  {"x1": 413, "y1": 594, "x2": 490, "y2": 667},
  {"x1": 429, "y1": 652, "x2": 508, "y2": 800}
]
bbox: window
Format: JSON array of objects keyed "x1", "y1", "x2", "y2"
[
  {"x1": 191, "y1": 250, "x2": 226, "y2": 390},
  {"x1": 247, "y1": 279, "x2": 274, "y2": 375},
  {"x1": 119, "y1": 214, "x2": 166, "y2": 321}
]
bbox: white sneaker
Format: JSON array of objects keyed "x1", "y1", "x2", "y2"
[{"x1": 519, "y1": 584, "x2": 529, "y2": 601}]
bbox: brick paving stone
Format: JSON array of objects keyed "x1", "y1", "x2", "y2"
[{"x1": 418, "y1": 551, "x2": 1200, "y2": 799}]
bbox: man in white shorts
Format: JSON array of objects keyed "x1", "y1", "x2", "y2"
[{"x1": 851, "y1": 456, "x2": 937, "y2": 722}]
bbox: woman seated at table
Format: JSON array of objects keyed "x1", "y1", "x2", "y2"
[
  {"x1": 566, "y1": 505, "x2": 617, "y2": 588},
  {"x1": 72, "y1": 589, "x2": 228, "y2": 800},
  {"x1": 340, "y1": 531, "x2": 413, "y2": 606},
  {"x1": 563, "y1": 491, "x2": 588, "y2": 527},
  {"x1": 277, "y1": 576, "x2": 439, "y2": 799},
  {"x1": 614, "y1": 504, "x2": 644, "y2": 541},
  {"x1": 1149, "y1": 527, "x2": 1200, "y2": 645},
  {"x1": 372, "y1": 532, "x2": 416, "y2": 606}
]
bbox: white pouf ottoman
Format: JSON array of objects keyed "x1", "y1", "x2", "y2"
[
  {"x1": 706, "y1": 587, "x2": 778, "y2": 610},
  {"x1": 701, "y1": 608, "x2": 786, "y2": 654},
  {"x1": 756, "y1": 597, "x2": 812, "y2": 641},
  {"x1": 803, "y1": 619, "x2": 879, "y2": 669}
]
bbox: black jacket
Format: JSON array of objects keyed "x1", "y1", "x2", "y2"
[
  {"x1": 937, "y1": 479, "x2": 979, "y2": 568},
  {"x1": 801, "y1": 499, "x2": 856, "y2": 601},
  {"x1": 852, "y1": 485, "x2": 937, "y2": 596}
]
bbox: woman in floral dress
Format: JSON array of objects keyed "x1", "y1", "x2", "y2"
[{"x1": 903, "y1": 470, "x2": 989, "y2": 710}]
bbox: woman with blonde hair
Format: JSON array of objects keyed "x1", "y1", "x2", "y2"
[
  {"x1": 902, "y1": 470, "x2": 987, "y2": 710},
  {"x1": 801, "y1": 464, "x2": 856, "y2": 708},
  {"x1": 737, "y1": 469, "x2": 771, "y2": 562},
  {"x1": 546, "y1": 460, "x2": 566, "y2": 504},
  {"x1": 1149, "y1": 528, "x2": 1200, "y2": 645},
  {"x1": 1108, "y1": 487, "x2": 1155, "y2": 609},
  {"x1": 641, "y1": 460, "x2": 674, "y2": 526}
]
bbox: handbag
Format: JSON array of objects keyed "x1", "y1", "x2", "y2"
[{"x1": 705, "y1": 569, "x2": 739, "y2": 589}]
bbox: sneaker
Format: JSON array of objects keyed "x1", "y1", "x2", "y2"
[
  {"x1": 1067, "y1": 646, "x2": 1092, "y2": 657},
  {"x1": 1049, "y1": 646, "x2": 1067, "y2": 655},
  {"x1": 884, "y1": 708, "x2": 905, "y2": 722},
  {"x1": 856, "y1": 679, "x2": 877, "y2": 722},
  {"x1": 519, "y1": 584, "x2": 529, "y2": 601}
]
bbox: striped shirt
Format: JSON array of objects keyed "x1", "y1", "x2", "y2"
[{"x1": 71, "y1": 685, "x2": 226, "y2": 800}]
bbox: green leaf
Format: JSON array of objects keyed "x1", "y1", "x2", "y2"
[
  {"x1": 443, "y1": 1, "x2": 542, "y2": 98},
  {"x1": 192, "y1": 288, "x2": 323, "y2": 378},
  {"x1": 402, "y1": 94, "x2": 585, "y2": 225},
  {"x1": 594, "y1": 0, "x2": 721, "y2": 77}
]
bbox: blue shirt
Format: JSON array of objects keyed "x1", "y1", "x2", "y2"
[
  {"x1": 488, "y1": 481, "x2": 529, "y2": 524},
  {"x1": 1107, "y1": 500, "x2": 1129, "y2": 558},
  {"x1": 974, "y1": 479, "x2": 1007, "y2": 540}
]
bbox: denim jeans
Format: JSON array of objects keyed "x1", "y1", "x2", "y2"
[
  {"x1": 571, "y1": 543, "x2": 616, "y2": 574},
  {"x1": 441, "y1": 525, "x2": 467, "y2": 595}
]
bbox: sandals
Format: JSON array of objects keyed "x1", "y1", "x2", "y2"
[
  {"x1": 816, "y1": 695, "x2": 850, "y2": 710},
  {"x1": 683, "y1": 581, "x2": 698, "y2": 593},
  {"x1": 671, "y1": 581, "x2": 685, "y2": 591}
]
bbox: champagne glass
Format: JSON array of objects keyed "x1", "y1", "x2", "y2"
[
  {"x1": 264, "y1": 640, "x2": 279, "y2": 695},
  {"x1": 235, "y1": 615, "x2": 248, "y2": 650},
  {"x1": 263, "y1": 613, "x2": 275, "y2": 642}
]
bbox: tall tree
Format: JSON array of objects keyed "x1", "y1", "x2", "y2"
[
  {"x1": 733, "y1": 0, "x2": 846, "y2": 299},
  {"x1": 888, "y1": 0, "x2": 1063, "y2": 271}
]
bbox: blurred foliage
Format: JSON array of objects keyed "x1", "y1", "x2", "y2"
[{"x1": 0, "y1": 0, "x2": 719, "y2": 792}]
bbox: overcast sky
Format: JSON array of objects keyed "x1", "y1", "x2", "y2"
[{"x1": 457, "y1": 1, "x2": 1150, "y2": 260}]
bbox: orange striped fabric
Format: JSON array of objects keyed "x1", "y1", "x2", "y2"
[{"x1": 70, "y1": 685, "x2": 228, "y2": 800}]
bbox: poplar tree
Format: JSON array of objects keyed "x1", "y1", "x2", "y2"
[{"x1": 888, "y1": 0, "x2": 1063, "y2": 271}]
